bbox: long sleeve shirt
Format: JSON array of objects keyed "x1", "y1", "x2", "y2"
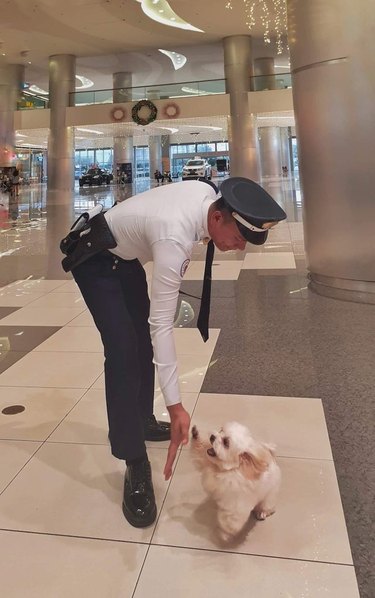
[{"x1": 104, "y1": 180, "x2": 217, "y2": 407}]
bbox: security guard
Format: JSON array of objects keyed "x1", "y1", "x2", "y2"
[{"x1": 70, "y1": 177, "x2": 286, "y2": 528}]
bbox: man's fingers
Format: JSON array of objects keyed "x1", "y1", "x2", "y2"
[{"x1": 164, "y1": 441, "x2": 179, "y2": 480}]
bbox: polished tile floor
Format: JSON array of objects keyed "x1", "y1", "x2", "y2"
[{"x1": 0, "y1": 177, "x2": 371, "y2": 597}]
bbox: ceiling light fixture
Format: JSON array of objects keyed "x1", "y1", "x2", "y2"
[
  {"x1": 155, "y1": 126, "x2": 179, "y2": 133},
  {"x1": 76, "y1": 127, "x2": 104, "y2": 135},
  {"x1": 29, "y1": 85, "x2": 48, "y2": 95},
  {"x1": 75, "y1": 75, "x2": 94, "y2": 89},
  {"x1": 158, "y1": 49, "x2": 187, "y2": 70},
  {"x1": 184, "y1": 125, "x2": 223, "y2": 131},
  {"x1": 136, "y1": 0, "x2": 204, "y2": 32},
  {"x1": 225, "y1": 0, "x2": 287, "y2": 55},
  {"x1": 181, "y1": 86, "x2": 222, "y2": 96}
]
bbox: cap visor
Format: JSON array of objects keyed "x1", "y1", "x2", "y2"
[{"x1": 236, "y1": 221, "x2": 268, "y2": 245}]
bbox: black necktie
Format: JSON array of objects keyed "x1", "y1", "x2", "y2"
[{"x1": 197, "y1": 239, "x2": 215, "y2": 342}]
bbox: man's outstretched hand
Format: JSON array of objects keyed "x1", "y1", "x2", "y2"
[{"x1": 164, "y1": 403, "x2": 190, "y2": 480}]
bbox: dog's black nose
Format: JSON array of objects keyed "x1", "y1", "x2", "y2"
[{"x1": 209, "y1": 434, "x2": 216, "y2": 444}]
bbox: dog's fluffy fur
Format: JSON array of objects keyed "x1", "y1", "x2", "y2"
[{"x1": 191, "y1": 422, "x2": 281, "y2": 541}]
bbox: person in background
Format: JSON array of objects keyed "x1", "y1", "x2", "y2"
[
  {"x1": 12, "y1": 167, "x2": 20, "y2": 197},
  {"x1": 154, "y1": 169, "x2": 163, "y2": 185}
]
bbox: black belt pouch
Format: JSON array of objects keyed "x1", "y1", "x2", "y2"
[{"x1": 60, "y1": 212, "x2": 117, "y2": 272}]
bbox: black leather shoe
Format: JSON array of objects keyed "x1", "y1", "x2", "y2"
[
  {"x1": 144, "y1": 415, "x2": 171, "y2": 441},
  {"x1": 122, "y1": 458, "x2": 157, "y2": 528}
]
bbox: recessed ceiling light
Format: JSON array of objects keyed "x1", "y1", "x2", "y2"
[{"x1": 76, "y1": 127, "x2": 104, "y2": 135}]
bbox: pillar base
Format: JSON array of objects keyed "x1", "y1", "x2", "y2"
[{"x1": 309, "y1": 273, "x2": 375, "y2": 305}]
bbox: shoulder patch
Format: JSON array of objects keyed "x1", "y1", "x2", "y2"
[{"x1": 180, "y1": 258, "x2": 190, "y2": 277}]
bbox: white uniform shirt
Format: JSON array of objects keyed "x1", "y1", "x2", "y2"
[{"x1": 104, "y1": 180, "x2": 217, "y2": 407}]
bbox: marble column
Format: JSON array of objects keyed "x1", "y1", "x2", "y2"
[
  {"x1": 46, "y1": 54, "x2": 76, "y2": 279},
  {"x1": 113, "y1": 72, "x2": 132, "y2": 103},
  {"x1": 48, "y1": 54, "x2": 75, "y2": 193},
  {"x1": 287, "y1": 0, "x2": 375, "y2": 303},
  {"x1": 223, "y1": 35, "x2": 259, "y2": 180},
  {"x1": 280, "y1": 127, "x2": 292, "y2": 173},
  {"x1": 0, "y1": 64, "x2": 24, "y2": 167},
  {"x1": 161, "y1": 135, "x2": 170, "y2": 172},
  {"x1": 258, "y1": 126, "x2": 282, "y2": 177},
  {"x1": 253, "y1": 57, "x2": 276, "y2": 91},
  {"x1": 113, "y1": 136, "x2": 134, "y2": 178},
  {"x1": 149, "y1": 136, "x2": 162, "y2": 178}
]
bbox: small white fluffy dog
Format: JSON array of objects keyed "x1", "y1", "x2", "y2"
[{"x1": 191, "y1": 421, "x2": 281, "y2": 542}]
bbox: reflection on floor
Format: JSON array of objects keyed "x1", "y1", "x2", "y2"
[{"x1": 0, "y1": 176, "x2": 371, "y2": 597}]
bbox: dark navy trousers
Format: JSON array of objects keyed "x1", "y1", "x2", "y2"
[{"x1": 72, "y1": 251, "x2": 154, "y2": 461}]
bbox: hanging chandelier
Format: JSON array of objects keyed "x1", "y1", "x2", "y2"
[{"x1": 225, "y1": 0, "x2": 287, "y2": 55}]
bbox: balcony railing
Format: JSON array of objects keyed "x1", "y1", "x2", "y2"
[
  {"x1": 17, "y1": 92, "x2": 49, "y2": 110},
  {"x1": 70, "y1": 73, "x2": 292, "y2": 107},
  {"x1": 15, "y1": 73, "x2": 292, "y2": 110}
]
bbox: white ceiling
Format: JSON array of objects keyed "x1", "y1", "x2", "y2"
[{"x1": 0, "y1": 1, "x2": 290, "y2": 91}]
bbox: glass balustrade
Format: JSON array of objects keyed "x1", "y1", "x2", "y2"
[{"x1": 16, "y1": 73, "x2": 292, "y2": 109}]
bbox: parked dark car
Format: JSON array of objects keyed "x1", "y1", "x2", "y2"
[{"x1": 79, "y1": 168, "x2": 113, "y2": 187}]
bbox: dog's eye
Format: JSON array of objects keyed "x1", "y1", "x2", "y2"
[{"x1": 223, "y1": 437, "x2": 230, "y2": 449}]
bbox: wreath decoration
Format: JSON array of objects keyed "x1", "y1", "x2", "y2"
[
  {"x1": 162, "y1": 102, "x2": 180, "y2": 119},
  {"x1": 131, "y1": 99, "x2": 158, "y2": 126},
  {"x1": 110, "y1": 106, "x2": 127, "y2": 122}
]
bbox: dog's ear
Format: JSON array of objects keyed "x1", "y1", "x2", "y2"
[{"x1": 240, "y1": 446, "x2": 270, "y2": 479}]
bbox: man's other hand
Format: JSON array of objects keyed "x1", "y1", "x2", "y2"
[{"x1": 164, "y1": 403, "x2": 190, "y2": 480}]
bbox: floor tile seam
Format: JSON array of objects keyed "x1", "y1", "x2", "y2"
[
  {"x1": 39, "y1": 439, "x2": 170, "y2": 451},
  {"x1": 131, "y1": 544, "x2": 153, "y2": 598},
  {"x1": 30, "y1": 349, "x2": 217, "y2": 357},
  {"x1": 178, "y1": 445, "x2": 334, "y2": 463},
  {"x1": 0, "y1": 441, "x2": 45, "y2": 498},
  {"x1": 0, "y1": 382, "x2": 101, "y2": 389},
  {"x1": 0, "y1": 383, "x2": 88, "y2": 391},
  {"x1": 0, "y1": 438, "x2": 41, "y2": 444},
  {"x1": 39, "y1": 386, "x2": 102, "y2": 446},
  {"x1": 147, "y1": 392, "x2": 202, "y2": 545},
  {"x1": 148, "y1": 541, "x2": 355, "y2": 567},
  {"x1": 17, "y1": 285, "x2": 72, "y2": 307},
  {"x1": 148, "y1": 420, "x2": 198, "y2": 546},
  {"x1": 0, "y1": 527, "x2": 151, "y2": 547},
  {"x1": 197, "y1": 391, "x2": 323, "y2": 401},
  {"x1": 31, "y1": 348, "x2": 104, "y2": 354},
  {"x1": 0, "y1": 444, "x2": 333, "y2": 461},
  {"x1": 148, "y1": 441, "x2": 186, "y2": 539},
  {"x1": 0, "y1": 387, "x2": 93, "y2": 483}
]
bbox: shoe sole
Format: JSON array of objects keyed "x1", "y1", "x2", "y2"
[{"x1": 122, "y1": 501, "x2": 157, "y2": 528}]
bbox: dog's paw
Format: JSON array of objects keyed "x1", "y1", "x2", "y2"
[
  {"x1": 191, "y1": 425, "x2": 199, "y2": 440},
  {"x1": 254, "y1": 508, "x2": 275, "y2": 521}
]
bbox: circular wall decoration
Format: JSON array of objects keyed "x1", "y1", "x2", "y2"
[
  {"x1": 131, "y1": 100, "x2": 158, "y2": 126},
  {"x1": 110, "y1": 106, "x2": 127, "y2": 122},
  {"x1": 163, "y1": 102, "x2": 180, "y2": 119}
]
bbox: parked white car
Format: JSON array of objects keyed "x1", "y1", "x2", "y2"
[{"x1": 182, "y1": 157, "x2": 212, "y2": 180}]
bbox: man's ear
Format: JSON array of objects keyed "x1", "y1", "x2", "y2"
[{"x1": 212, "y1": 210, "x2": 225, "y2": 224}]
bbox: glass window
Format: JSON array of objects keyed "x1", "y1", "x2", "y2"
[
  {"x1": 216, "y1": 142, "x2": 229, "y2": 152},
  {"x1": 134, "y1": 146, "x2": 150, "y2": 178},
  {"x1": 197, "y1": 143, "x2": 215, "y2": 153}
]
